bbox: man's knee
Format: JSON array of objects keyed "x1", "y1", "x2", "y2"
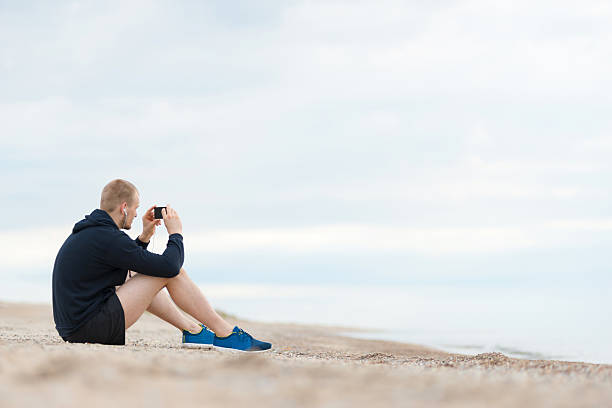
[{"x1": 169, "y1": 267, "x2": 187, "y2": 280}]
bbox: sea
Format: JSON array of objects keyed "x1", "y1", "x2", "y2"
[{"x1": 3, "y1": 277, "x2": 610, "y2": 364}]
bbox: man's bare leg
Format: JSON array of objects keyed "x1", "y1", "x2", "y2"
[
  {"x1": 121, "y1": 273, "x2": 201, "y2": 333},
  {"x1": 116, "y1": 269, "x2": 234, "y2": 336},
  {"x1": 147, "y1": 288, "x2": 202, "y2": 333},
  {"x1": 165, "y1": 268, "x2": 234, "y2": 337},
  {"x1": 116, "y1": 273, "x2": 171, "y2": 329}
]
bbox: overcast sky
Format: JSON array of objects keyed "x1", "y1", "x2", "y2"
[{"x1": 1, "y1": 0, "x2": 611, "y2": 287}]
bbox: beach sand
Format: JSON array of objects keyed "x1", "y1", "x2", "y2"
[{"x1": 0, "y1": 300, "x2": 610, "y2": 407}]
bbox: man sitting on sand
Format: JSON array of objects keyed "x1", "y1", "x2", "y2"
[{"x1": 52, "y1": 178, "x2": 271, "y2": 352}]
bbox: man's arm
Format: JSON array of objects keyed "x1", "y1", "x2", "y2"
[
  {"x1": 135, "y1": 205, "x2": 158, "y2": 249},
  {"x1": 105, "y1": 232, "x2": 184, "y2": 278},
  {"x1": 111, "y1": 204, "x2": 184, "y2": 278},
  {"x1": 135, "y1": 234, "x2": 150, "y2": 250}
]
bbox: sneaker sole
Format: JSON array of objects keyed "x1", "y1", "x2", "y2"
[
  {"x1": 181, "y1": 343, "x2": 214, "y2": 349},
  {"x1": 212, "y1": 345, "x2": 272, "y2": 353}
]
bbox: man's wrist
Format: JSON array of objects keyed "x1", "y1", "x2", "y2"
[{"x1": 138, "y1": 233, "x2": 152, "y2": 243}]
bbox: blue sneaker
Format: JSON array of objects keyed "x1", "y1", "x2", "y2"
[
  {"x1": 213, "y1": 326, "x2": 272, "y2": 352},
  {"x1": 182, "y1": 323, "x2": 215, "y2": 348}
]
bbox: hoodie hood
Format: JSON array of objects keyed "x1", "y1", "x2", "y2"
[{"x1": 72, "y1": 209, "x2": 119, "y2": 234}]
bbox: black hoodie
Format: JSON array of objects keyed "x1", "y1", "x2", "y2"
[{"x1": 52, "y1": 208, "x2": 184, "y2": 339}]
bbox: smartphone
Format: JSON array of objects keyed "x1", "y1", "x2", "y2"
[{"x1": 154, "y1": 207, "x2": 166, "y2": 219}]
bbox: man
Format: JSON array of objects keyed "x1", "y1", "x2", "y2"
[{"x1": 52, "y1": 178, "x2": 271, "y2": 352}]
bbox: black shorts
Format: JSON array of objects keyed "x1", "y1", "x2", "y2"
[{"x1": 64, "y1": 292, "x2": 126, "y2": 346}]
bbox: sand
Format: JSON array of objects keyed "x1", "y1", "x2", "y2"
[{"x1": 0, "y1": 300, "x2": 610, "y2": 407}]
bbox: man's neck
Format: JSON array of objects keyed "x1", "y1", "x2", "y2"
[{"x1": 104, "y1": 209, "x2": 124, "y2": 230}]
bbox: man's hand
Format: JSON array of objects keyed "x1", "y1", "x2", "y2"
[
  {"x1": 162, "y1": 204, "x2": 183, "y2": 235},
  {"x1": 139, "y1": 205, "x2": 162, "y2": 243}
]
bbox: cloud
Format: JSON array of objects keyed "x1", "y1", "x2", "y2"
[
  {"x1": 0, "y1": 226, "x2": 70, "y2": 270},
  {"x1": 2, "y1": 0, "x2": 612, "y2": 284},
  {"x1": 4, "y1": 218, "x2": 612, "y2": 272},
  {"x1": 186, "y1": 219, "x2": 612, "y2": 254}
]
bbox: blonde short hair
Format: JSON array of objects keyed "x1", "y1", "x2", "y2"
[{"x1": 100, "y1": 179, "x2": 139, "y2": 212}]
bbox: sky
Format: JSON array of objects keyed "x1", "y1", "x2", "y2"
[{"x1": 1, "y1": 0, "x2": 612, "y2": 288}]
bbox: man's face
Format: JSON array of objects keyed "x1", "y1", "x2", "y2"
[{"x1": 123, "y1": 194, "x2": 140, "y2": 230}]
